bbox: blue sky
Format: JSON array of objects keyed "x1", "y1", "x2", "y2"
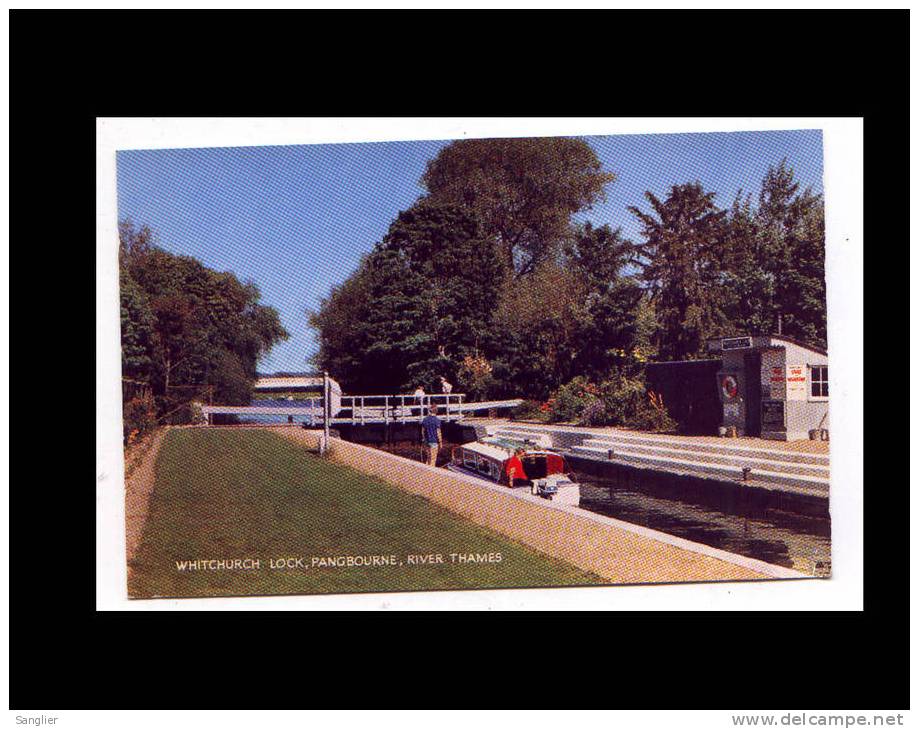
[{"x1": 117, "y1": 129, "x2": 823, "y2": 373}]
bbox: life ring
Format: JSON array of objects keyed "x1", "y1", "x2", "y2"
[{"x1": 721, "y1": 374, "x2": 738, "y2": 400}]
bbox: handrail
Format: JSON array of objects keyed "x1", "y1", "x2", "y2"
[
  {"x1": 200, "y1": 392, "x2": 524, "y2": 426},
  {"x1": 335, "y1": 393, "x2": 466, "y2": 422}
]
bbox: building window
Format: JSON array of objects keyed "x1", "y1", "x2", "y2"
[{"x1": 810, "y1": 365, "x2": 829, "y2": 398}]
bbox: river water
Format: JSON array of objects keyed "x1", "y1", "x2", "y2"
[
  {"x1": 373, "y1": 439, "x2": 831, "y2": 576},
  {"x1": 576, "y1": 478, "x2": 830, "y2": 576}
]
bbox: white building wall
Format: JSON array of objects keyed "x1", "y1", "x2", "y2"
[{"x1": 712, "y1": 337, "x2": 829, "y2": 441}]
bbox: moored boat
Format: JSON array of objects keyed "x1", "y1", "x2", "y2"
[{"x1": 446, "y1": 436, "x2": 581, "y2": 506}]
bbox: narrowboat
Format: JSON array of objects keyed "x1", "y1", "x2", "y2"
[{"x1": 446, "y1": 436, "x2": 581, "y2": 506}]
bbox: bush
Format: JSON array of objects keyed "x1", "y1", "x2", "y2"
[
  {"x1": 189, "y1": 400, "x2": 208, "y2": 425},
  {"x1": 510, "y1": 399, "x2": 546, "y2": 421},
  {"x1": 577, "y1": 397, "x2": 608, "y2": 426},
  {"x1": 123, "y1": 390, "x2": 157, "y2": 444},
  {"x1": 545, "y1": 372, "x2": 677, "y2": 432},
  {"x1": 595, "y1": 372, "x2": 646, "y2": 424},
  {"x1": 547, "y1": 376, "x2": 596, "y2": 423},
  {"x1": 623, "y1": 391, "x2": 677, "y2": 433},
  {"x1": 457, "y1": 354, "x2": 495, "y2": 400}
]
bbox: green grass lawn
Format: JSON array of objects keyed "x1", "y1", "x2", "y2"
[{"x1": 129, "y1": 429, "x2": 605, "y2": 598}]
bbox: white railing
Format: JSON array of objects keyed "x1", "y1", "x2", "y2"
[
  {"x1": 337, "y1": 393, "x2": 466, "y2": 425},
  {"x1": 200, "y1": 393, "x2": 473, "y2": 426}
]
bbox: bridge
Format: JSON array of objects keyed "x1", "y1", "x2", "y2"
[
  {"x1": 200, "y1": 392, "x2": 523, "y2": 426},
  {"x1": 253, "y1": 372, "x2": 342, "y2": 414}
]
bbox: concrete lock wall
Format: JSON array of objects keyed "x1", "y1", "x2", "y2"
[{"x1": 277, "y1": 428, "x2": 802, "y2": 584}]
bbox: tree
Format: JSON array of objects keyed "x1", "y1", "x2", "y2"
[
  {"x1": 755, "y1": 160, "x2": 826, "y2": 347},
  {"x1": 565, "y1": 223, "x2": 645, "y2": 380},
  {"x1": 490, "y1": 261, "x2": 587, "y2": 399},
  {"x1": 628, "y1": 182, "x2": 731, "y2": 360},
  {"x1": 722, "y1": 191, "x2": 772, "y2": 336},
  {"x1": 782, "y1": 194, "x2": 826, "y2": 347},
  {"x1": 722, "y1": 160, "x2": 827, "y2": 348},
  {"x1": 421, "y1": 137, "x2": 615, "y2": 274},
  {"x1": 119, "y1": 263, "x2": 156, "y2": 383},
  {"x1": 119, "y1": 221, "x2": 288, "y2": 416},
  {"x1": 308, "y1": 254, "x2": 377, "y2": 390},
  {"x1": 487, "y1": 223, "x2": 647, "y2": 400},
  {"x1": 309, "y1": 202, "x2": 505, "y2": 393}
]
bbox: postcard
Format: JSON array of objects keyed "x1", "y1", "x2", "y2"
[{"x1": 105, "y1": 121, "x2": 845, "y2": 603}]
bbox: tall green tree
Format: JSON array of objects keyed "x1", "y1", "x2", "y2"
[
  {"x1": 782, "y1": 194, "x2": 826, "y2": 347},
  {"x1": 490, "y1": 223, "x2": 644, "y2": 399},
  {"x1": 490, "y1": 261, "x2": 587, "y2": 399},
  {"x1": 722, "y1": 192, "x2": 771, "y2": 336},
  {"x1": 722, "y1": 160, "x2": 827, "y2": 348},
  {"x1": 628, "y1": 182, "x2": 730, "y2": 360},
  {"x1": 119, "y1": 221, "x2": 288, "y2": 409},
  {"x1": 755, "y1": 160, "x2": 826, "y2": 346},
  {"x1": 119, "y1": 262, "x2": 156, "y2": 383},
  {"x1": 308, "y1": 254, "x2": 377, "y2": 390},
  {"x1": 310, "y1": 202, "x2": 505, "y2": 393},
  {"x1": 565, "y1": 223, "x2": 645, "y2": 379},
  {"x1": 421, "y1": 137, "x2": 615, "y2": 274}
]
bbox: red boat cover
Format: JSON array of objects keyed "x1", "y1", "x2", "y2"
[
  {"x1": 544, "y1": 453, "x2": 566, "y2": 475},
  {"x1": 501, "y1": 453, "x2": 566, "y2": 477}
]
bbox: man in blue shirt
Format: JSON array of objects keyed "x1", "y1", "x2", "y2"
[{"x1": 420, "y1": 404, "x2": 443, "y2": 466}]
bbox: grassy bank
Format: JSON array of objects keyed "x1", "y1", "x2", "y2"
[{"x1": 129, "y1": 428, "x2": 604, "y2": 598}]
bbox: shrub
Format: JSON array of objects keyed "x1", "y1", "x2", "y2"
[
  {"x1": 189, "y1": 400, "x2": 208, "y2": 425},
  {"x1": 545, "y1": 372, "x2": 677, "y2": 432},
  {"x1": 547, "y1": 376, "x2": 596, "y2": 423},
  {"x1": 577, "y1": 397, "x2": 608, "y2": 426},
  {"x1": 510, "y1": 400, "x2": 546, "y2": 421},
  {"x1": 457, "y1": 354, "x2": 495, "y2": 400},
  {"x1": 596, "y1": 372, "x2": 646, "y2": 424},
  {"x1": 123, "y1": 390, "x2": 157, "y2": 443},
  {"x1": 623, "y1": 390, "x2": 677, "y2": 432}
]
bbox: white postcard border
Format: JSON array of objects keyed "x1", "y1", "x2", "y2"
[{"x1": 95, "y1": 117, "x2": 863, "y2": 611}]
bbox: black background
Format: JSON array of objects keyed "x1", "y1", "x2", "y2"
[{"x1": 9, "y1": 9, "x2": 906, "y2": 709}]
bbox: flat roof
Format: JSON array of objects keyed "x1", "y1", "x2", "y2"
[
  {"x1": 646, "y1": 358, "x2": 721, "y2": 366},
  {"x1": 707, "y1": 334, "x2": 827, "y2": 357},
  {"x1": 256, "y1": 371, "x2": 322, "y2": 379}
]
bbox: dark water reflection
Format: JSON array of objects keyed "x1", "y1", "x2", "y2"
[
  {"x1": 373, "y1": 440, "x2": 832, "y2": 576},
  {"x1": 578, "y1": 480, "x2": 830, "y2": 576}
]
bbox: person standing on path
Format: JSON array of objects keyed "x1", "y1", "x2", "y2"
[
  {"x1": 413, "y1": 385, "x2": 426, "y2": 415},
  {"x1": 439, "y1": 377, "x2": 453, "y2": 414},
  {"x1": 420, "y1": 405, "x2": 443, "y2": 466}
]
